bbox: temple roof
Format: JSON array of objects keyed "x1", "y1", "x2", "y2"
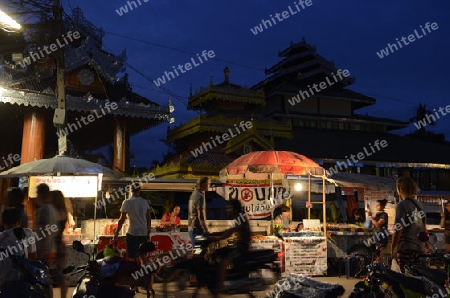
[
  {"x1": 224, "y1": 131, "x2": 274, "y2": 154},
  {"x1": 266, "y1": 82, "x2": 376, "y2": 108},
  {"x1": 153, "y1": 151, "x2": 238, "y2": 179},
  {"x1": 275, "y1": 127, "x2": 450, "y2": 167},
  {"x1": 0, "y1": 86, "x2": 170, "y2": 121},
  {"x1": 253, "y1": 38, "x2": 355, "y2": 90},
  {"x1": 167, "y1": 114, "x2": 292, "y2": 143},
  {"x1": 272, "y1": 112, "x2": 408, "y2": 131},
  {"x1": 188, "y1": 67, "x2": 265, "y2": 110},
  {"x1": 0, "y1": 7, "x2": 171, "y2": 122}
]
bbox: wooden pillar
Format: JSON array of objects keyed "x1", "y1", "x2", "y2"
[
  {"x1": 113, "y1": 117, "x2": 128, "y2": 173},
  {"x1": 21, "y1": 110, "x2": 46, "y2": 164},
  {"x1": 21, "y1": 109, "x2": 45, "y2": 229}
]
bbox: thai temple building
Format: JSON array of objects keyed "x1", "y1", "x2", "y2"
[
  {"x1": 0, "y1": 8, "x2": 172, "y2": 223},
  {"x1": 153, "y1": 67, "x2": 292, "y2": 179},
  {"x1": 251, "y1": 38, "x2": 450, "y2": 192},
  {"x1": 0, "y1": 8, "x2": 171, "y2": 175},
  {"x1": 153, "y1": 38, "x2": 450, "y2": 219}
]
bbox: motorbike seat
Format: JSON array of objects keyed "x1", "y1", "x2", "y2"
[
  {"x1": 386, "y1": 268, "x2": 438, "y2": 295},
  {"x1": 245, "y1": 249, "x2": 277, "y2": 264},
  {"x1": 409, "y1": 265, "x2": 447, "y2": 287}
]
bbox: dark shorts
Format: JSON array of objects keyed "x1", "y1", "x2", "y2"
[
  {"x1": 126, "y1": 233, "x2": 148, "y2": 259},
  {"x1": 445, "y1": 234, "x2": 450, "y2": 245},
  {"x1": 397, "y1": 250, "x2": 423, "y2": 273},
  {"x1": 377, "y1": 237, "x2": 388, "y2": 248},
  {"x1": 189, "y1": 230, "x2": 203, "y2": 247}
]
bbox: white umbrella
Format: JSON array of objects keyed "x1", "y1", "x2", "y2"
[
  {"x1": 0, "y1": 155, "x2": 122, "y2": 241},
  {"x1": 0, "y1": 155, "x2": 121, "y2": 179}
]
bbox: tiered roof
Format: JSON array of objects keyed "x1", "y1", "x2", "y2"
[
  {"x1": 0, "y1": 8, "x2": 171, "y2": 150},
  {"x1": 188, "y1": 67, "x2": 265, "y2": 110}
]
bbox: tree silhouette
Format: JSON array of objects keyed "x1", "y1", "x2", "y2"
[{"x1": 409, "y1": 103, "x2": 435, "y2": 134}]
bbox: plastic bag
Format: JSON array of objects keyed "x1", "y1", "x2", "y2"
[{"x1": 390, "y1": 258, "x2": 401, "y2": 273}]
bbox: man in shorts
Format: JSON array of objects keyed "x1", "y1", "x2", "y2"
[
  {"x1": 113, "y1": 183, "x2": 151, "y2": 263},
  {"x1": 188, "y1": 177, "x2": 209, "y2": 246}
]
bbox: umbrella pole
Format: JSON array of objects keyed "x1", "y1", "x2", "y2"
[
  {"x1": 308, "y1": 173, "x2": 311, "y2": 219},
  {"x1": 270, "y1": 173, "x2": 274, "y2": 235},
  {"x1": 94, "y1": 193, "x2": 97, "y2": 242},
  {"x1": 322, "y1": 175, "x2": 327, "y2": 235}
]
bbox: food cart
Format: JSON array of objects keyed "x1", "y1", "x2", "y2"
[{"x1": 218, "y1": 151, "x2": 330, "y2": 277}]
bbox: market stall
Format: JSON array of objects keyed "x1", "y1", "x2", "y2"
[
  {"x1": 0, "y1": 155, "x2": 121, "y2": 281},
  {"x1": 218, "y1": 151, "x2": 329, "y2": 276},
  {"x1": 325, "y1": 173, "x2": 397, "y2": 259}
]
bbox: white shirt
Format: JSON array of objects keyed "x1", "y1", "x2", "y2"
[
  {"x1": 120, "y1": 196, "x2": 150, "y2": 236},
  {"x1": 0, "y1": 227, "x2": 36, "y2": 284}
]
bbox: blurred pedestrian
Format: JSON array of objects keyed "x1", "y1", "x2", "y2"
[
  {"x1": 391, "y1": 177, "x2": 432, "y2": 273},
  {"x1": 0, "y1": 208, "x2": 36, "y2": 287},
  {"x1": 51, "y1": 190, "x2": 68, "y2": 298},
  {"x1": 160, "y1": 205, "x2": 181, "y2": 228},
  {"x1": 0, "y1": 188, "x2": 28, "y2": 231},
  {"x1": 35, "y1": 183, "x2": 58, "y2": 298},
  {"x1": 440, "y1": 200, "x2": 450, "y2": 253}
]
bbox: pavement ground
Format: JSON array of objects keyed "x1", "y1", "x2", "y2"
[{"x1": 56, "y1": 276, "x2": 359, "y2": 297}]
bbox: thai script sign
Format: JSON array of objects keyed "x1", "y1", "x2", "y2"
[
  {"x1": 29, "y1": 176, "x2": 98, "y2": 198},
  {"x1": 217, "y1": 182, "x2": 290, "y2": 219}
]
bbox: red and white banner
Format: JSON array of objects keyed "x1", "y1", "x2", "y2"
[{"x1": 216, "y1": 182, "x2": 290, "y2": 219}]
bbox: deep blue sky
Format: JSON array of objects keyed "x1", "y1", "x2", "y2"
[{"x1": 61, "y1": 0, "x2": 449, "y2": 168}]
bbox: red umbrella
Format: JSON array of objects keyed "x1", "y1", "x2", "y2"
[{"x1": 219, "y1": 151, "x2": 324, "y2": 182}]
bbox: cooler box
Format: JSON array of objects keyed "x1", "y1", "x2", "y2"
[
  {"x1": 98, "y1": 232, "x2": 192, "y2": 261},
  {"x1": 98, "y1": 235, "x2": 128, "y2": 259}
]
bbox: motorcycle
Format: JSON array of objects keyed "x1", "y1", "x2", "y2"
[
  {"x1": 65, "y1": 240, "x2": 156, "y2": 298},
  {"x1": 0, "y1": 248, "x2": 53, "y2": 298},
  {"x1": 349, "y1": 261, "x2": 447, "y2": 298},
  {"x1": 163, "y1": 233, "x2": 281, "y2": 298}
]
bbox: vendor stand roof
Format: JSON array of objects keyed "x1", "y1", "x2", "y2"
[{"x1": 326, "y1": 172, "x2": 396, "y2": 191}]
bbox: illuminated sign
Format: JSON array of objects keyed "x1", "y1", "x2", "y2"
[{"x1": 29, "y1": 176, "x2": 98, "y2": 198}]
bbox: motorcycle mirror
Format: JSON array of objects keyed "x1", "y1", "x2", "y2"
[
  {"x1": 72, "y1": 240, "x2": 85, "y2": 253},
  {"x1": 139, "y1": 242, "x2": 155, "y2": 254},
  {"x1": 417, "y1": 231, "x2": 430, "y2": 242},
  {"x1": 62, "y1": 265, "x2": 75, "y2": 274}
]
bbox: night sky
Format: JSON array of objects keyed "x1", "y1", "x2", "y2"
[{"x1": 14, "y1": 1, "x2": 450, "y2": 167}]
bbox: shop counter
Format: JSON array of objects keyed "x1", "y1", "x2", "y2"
[
  {"x1": 97, "y1": 231, "x2": 192, "y2": 262},
  {"x1": 326, "y1": 230, "x2": 379, "y2": 258},
  {"x1": 281, "y1": 235, "x2": 327, "y2": 276}
]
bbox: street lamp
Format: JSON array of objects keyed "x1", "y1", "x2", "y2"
[{"x1": 0, "y1": 9, "x2": 21, "y2": 31}]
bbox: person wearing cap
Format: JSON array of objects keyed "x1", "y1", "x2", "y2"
[{"x1": 113, "y1": 183, "x2": 151, "y2": 263}]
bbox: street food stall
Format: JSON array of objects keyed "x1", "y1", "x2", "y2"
[
  {"x1": 0, "y1": 155, "x2": 121, "y2": 286},
  {"x1": 218, "y1": 150, "x2": 330, "y2": 276},
  {"x1": 324, "y1": 173, "x2": 398, "y2": 259}
]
